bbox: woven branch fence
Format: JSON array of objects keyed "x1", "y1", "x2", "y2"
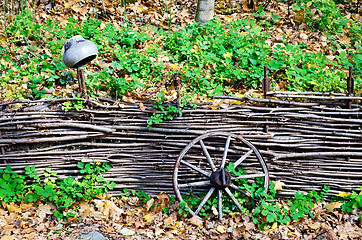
[{"x1": 0, "y1": 92, "x2": 361, "y2": 198}]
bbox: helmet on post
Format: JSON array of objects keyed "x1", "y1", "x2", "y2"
[{"x1": 63, "y1": 35, "x2": 98, "y2": 68}]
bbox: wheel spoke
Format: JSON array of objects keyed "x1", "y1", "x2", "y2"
[
  {"x1": 229, "y1": 184, "x2": 251, "y2": 198},
  {"x1": 220, "y1": 136, "x2": 231, "y2": 169},
  {"x1": 178, "y1": 180, "x2": 211, "y2": 188},
  {"x1": 199, "y1": 140, "x2": 216, "y2": 172},
  {"x1": 218, "y1": 190, "x2": 222, "y2": 221},
  {"x1": 195, "y1": 187, "x2": 215, "y2": 214},
  {"x1": 234, "y1": 149, "x2": 253, "y2": 168},
  {"x1": 225, "y1": 187, "x2": 243, "y2": 212},
  {"x1": 180, "y1": 160, "x2": 210, "y2": 177},
  {"x1": 232, "y1": 173, "x2": 266, "y2": 180}
]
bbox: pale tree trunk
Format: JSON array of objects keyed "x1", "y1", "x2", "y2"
[{"x1": 195, "y1": 0, "x2": 215, "y2": 25}]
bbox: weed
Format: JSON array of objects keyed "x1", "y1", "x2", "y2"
[
  {"x1": 62, "y1": 94, "x2": 84, "y2": 111},
  {"x1": 334, "y1": 186, "x2": 362, "y2": 213},
  {"x1": 293, "y1": 0, "x2": 348, "y2": 34},
  {"x1": 0, "y1": 162, "x2": 116, "y2": 218}
]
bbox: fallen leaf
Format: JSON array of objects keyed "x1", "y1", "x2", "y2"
[
  {"x1": 106, "y1": 227, "x2": 115, "y2": 232},
  {"x1": 146, "y1": 198, "x2": 154, "y2": 211},
  {"x1": 271, "y1": 221, "x2": 278, "y2": 230},
  {"x1": 139, "y1": 102, "x2": 146, "y2": 111},
  {"x1": 325, "y1": 201, "x2": 344, "y2": 212},
  {"x1": 273, "y1": 180, "x2": 285, "y2": 191},
  {"x1": 309, "y1": 222, "x2": 321, "y2": 229},
  {"x1": 119, "y1": 228, "x2": 135, "y2": 236},
  {"x1": 79, "y1": 202, "x2": 92, "y2": 218},
  {"x1": 24, "y1": 232, "x2": 38, "y2": 240},
  {"x1": 144, "y1": 214, "x2": 152, "y2": 223},
  {"x1": 122, "y1": 95, "x2": 136, "y2": 104},
  {"x1": 189, "y1": 216, "x2": 203, "y2": 227},
  {"x1": 164, "y1": 216, "x2": 176, "y2": 226},
  {"x1": 337, "y1": 192, "x2": 351, "y2": 197},
  {"x1": 157, "y1": 192, "x2": 170, "y2": 201},
  {"x1": 0, "y1": 236, "x2": 17, "y2": 240},
  {"x1": 339, "y1": 35, "x2": 350, "y2": 44},
  {"x1": 4, "y1": 213, "x2": 17, "y2": 224},
  {"x1": 217, "y1": 225, "x2": 227, "y2": 233},
  {"x1": 211, "y1": 206, "x2": 218, "y2": 216},
  {"x1": 36, "y1": 204, "x2": 52, "y2": 221},
  {"x1": 6, "y1": 203, "x2": 20, "y2": 213},
  {"x1": 155, "y1": 227, "x2": 164, "y2": 236},
  {"x1": 2, "y1": 225, "x2": 14, "y2": 235}
]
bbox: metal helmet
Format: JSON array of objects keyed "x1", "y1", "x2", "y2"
[{"x1": 63, "y1": 35, "x2": 98, "y2": 68}]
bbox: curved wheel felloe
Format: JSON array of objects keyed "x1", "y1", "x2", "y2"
[{"x1": 173, "y1": 132, "x2": 269, "y2": 220}]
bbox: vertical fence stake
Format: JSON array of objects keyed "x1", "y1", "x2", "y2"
[
  {"x1": 262, "y1": 66, "x2": 270, "y2": 99},
  {"x1": 77, "y1": 67, "x2": 87, "y2": 98},
  {"x1": 173, "y1": 72, "x2": 182, "y2": 108},
  {"x1": 347, "y1": 66, "x2": 354, "y2": 109},
  {"x1": 346, "y1": 66, "x2": 353, "y2": 162},
  {"x1": 262, "y1": 66, "x2": 270, "y2": 134}
]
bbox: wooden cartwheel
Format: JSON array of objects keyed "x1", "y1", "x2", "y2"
[{"x1": 173, "y1": 132, "x2": 269, "y2": 220}]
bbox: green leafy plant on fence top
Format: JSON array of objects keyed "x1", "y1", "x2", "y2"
[
  {"x1": 0, "y1": 162, "x2": 115, "y2": 218},
  {"x1": 62, "y1": 94, "x2": 84, "y2": 111}
]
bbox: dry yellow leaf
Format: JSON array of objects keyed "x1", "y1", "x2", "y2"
[
  {"x1": 265, "y1": 222, "x2": 278, "y2": 232},
  {"x1": 2, "y1": 225, "x2": 15, "y2": 235},
  {"x1": 146, "y1": 198, "x2": 154, "y2": 212},
  {"x1": 309, "y1": 222, "x2": 321, "y2": 229},
  {"x1": 6, "y1": 203, "x2": 20, "y2": 213},
  {"x1": 122, "y1": 95, "x2": 136, "y2": 104},
  {"x1": 337, "y1": 192, "x2": 351, "y2": 197},
  {"x1": 157, "y1": 192, "x2": 170, "y2": 201},
  {"x1": 164, "y1": 216, "x2": 176, "y2": 226},
  {"x1": 4, "y1": 213, "x2": 17, "y2": 224},
  {"x1": 79, "y1": 202, "x2": 92, "y2": 218},
  {"x1": 189, "y1": 216, "x2": 203, "y2": 227},
  {"x1": 339, "y1": 35, "x2": 351, "y2": 44},
  {"x1": 217, "y1": 225, "x2": 226, "y2": 233},
  {"x1": 273, "y1": 180, "x2": 285, "y2": 191},
  {"x1": 0, "y1": 236, "x2": 17, "y2": 240},
  {"x1": 144, "y1": 214, "x2": 152, "y2": 223},
  {"x1": 211, "y1": 205, "x2": 218, "y2": 216},
  {"x1": 139, "y1": 102, "x2": 147, "y2": 111},
  {"x1": 325, "y1": 201, "x2": 344, "y2": 212},
  {"x1": 36, "y1": 204, "x2": 52, "y2": 220}
]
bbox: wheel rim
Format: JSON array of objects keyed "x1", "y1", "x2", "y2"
[{"x1": 173, "y1": 132, "x2": 269, "y2": 220}]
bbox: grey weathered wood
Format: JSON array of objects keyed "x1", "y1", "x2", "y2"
[{"x1": 0, "y1": 95, "x2": 361, "y2": 197}]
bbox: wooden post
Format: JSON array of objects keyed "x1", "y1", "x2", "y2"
[
  {"x1": 346, "y1": 66, "x2": 353, "y2": 162},
  {"x1": 262, "y1": 66, "x2": 270, "y2": 134},
  {"x1": 77, "y1": 67, "x2": 87, "y2": 98},
  {"x1": 173, "y1": 72, "x2": 182, "y2": 108},
  {"x1": 262, "y1": 66, "x2": 270, "y2": 99},
  {"x1": 347, "y1": 66, "x2": 354, "y2": 109}
]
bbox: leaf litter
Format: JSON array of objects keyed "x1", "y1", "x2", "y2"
[
  {"x1": 0, "y1": 0, "x2": 361, "y2": 239},
  {"x1": 0, "y1": 192, "x2": 360, "y2": 239}
]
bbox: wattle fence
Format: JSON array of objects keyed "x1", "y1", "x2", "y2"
[{"x1": 0, "y1": 91, "x2": 361, "y2": 197}]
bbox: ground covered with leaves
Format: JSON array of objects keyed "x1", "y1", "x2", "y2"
[
  {"x1": 0, "y1": 0, "x2": 362, "y2": 239},
  {"x1": 0, "y1": 192, "x2": 361, "y2": 240},
  {"x1": 0, "y1": 0, "x2": 361, "y2": 104}
]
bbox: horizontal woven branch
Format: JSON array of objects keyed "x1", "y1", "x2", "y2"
[{"x1": 0, "y1": 96, "x2": 361, "y2": 197}]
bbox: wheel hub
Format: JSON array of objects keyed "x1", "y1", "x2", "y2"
[{"x1": 210, "y1": 169, "x2": 231, "y2": 189}]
